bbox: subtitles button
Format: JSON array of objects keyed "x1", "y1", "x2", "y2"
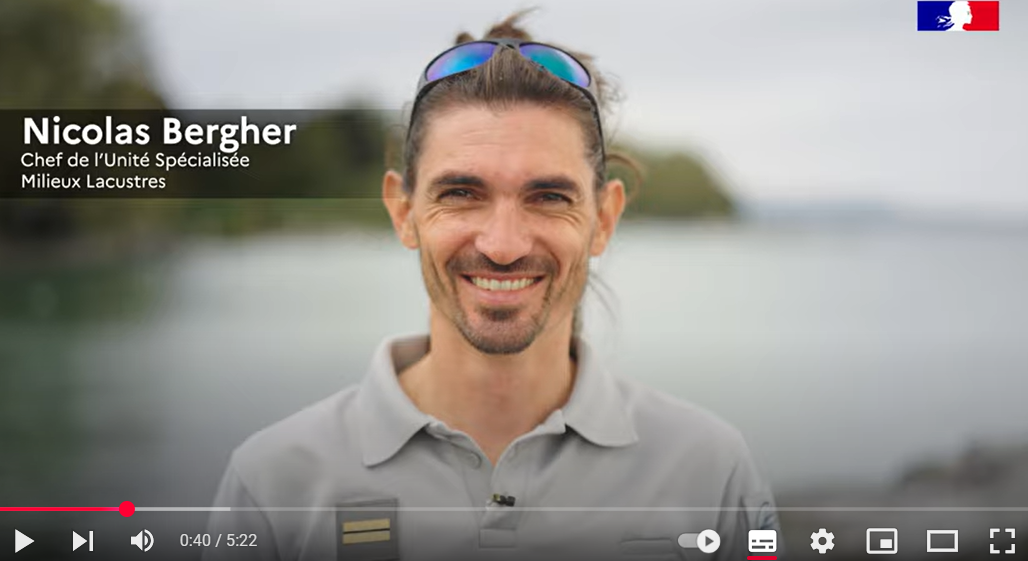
[{"x1": 748, "y1": 530, "x2": 777, "y2": 560}]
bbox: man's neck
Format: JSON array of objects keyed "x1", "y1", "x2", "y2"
[{"x1": 398, "y1": 311, "x2": 577, "y2": 465}]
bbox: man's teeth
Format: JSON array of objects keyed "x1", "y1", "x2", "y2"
[{"x1": 470, "y1": 277, "x2": 537, "y2": 291}]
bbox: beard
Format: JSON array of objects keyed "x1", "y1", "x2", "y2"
[{"x1": 419, "y1": 246, "x2": 589, "y2": 355}]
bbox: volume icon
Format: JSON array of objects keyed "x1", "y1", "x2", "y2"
[{"x1": 130, "y1": 530, "x2": 154, "y2": 552}]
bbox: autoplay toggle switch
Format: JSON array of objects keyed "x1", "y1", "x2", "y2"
[{"x1": 679, "y1": 529, "x2": 720, "y2": 553}]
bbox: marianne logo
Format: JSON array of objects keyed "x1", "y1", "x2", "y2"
[{"x1": 917, "y1": 1, "x2": 999, "y2": 31}]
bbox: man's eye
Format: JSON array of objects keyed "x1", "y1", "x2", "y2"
[
  {"x1": 535, "y1": 192, "x2": 572, "y2": 204},
  {"x1": 439, "y1": 188, "x2": 475, "y2": 200}
]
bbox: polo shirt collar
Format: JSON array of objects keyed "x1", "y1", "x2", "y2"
[
  {"x1": 357, "y1": 336, "x2": 434, "y2": 467},
  {"x1": 357, "y1": 334, "x2": 638, "y2": 467},
  {"x1": 561, "y1": 337, "x2": 639, "y2": 448}
]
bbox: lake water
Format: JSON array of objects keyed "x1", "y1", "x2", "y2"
[{"x1": 2, "y1": 220, "x2": 1027, "y2": 508}]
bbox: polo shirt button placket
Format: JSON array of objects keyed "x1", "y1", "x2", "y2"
[{"x1": 478, "y1": 442, "x2": 529, "y2": 550}]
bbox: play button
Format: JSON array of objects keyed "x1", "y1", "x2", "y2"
[
  {"x1": 14, "y1": 530, "x2": 34, "y2": 553},
  {"x1": 697, "y1": 529, "x2": 721, "y2": 554}
]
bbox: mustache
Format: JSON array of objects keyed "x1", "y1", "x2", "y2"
[{"x1": 446, "y1": 252, "x2": 557, "y2": 276}]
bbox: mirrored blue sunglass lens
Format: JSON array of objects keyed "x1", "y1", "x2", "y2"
[
  {"x1": 425, "y1": 42, "x2": 497, "y2": 82},
  {"x1": 518, "y1": 44, "x2": 590, "y2": 88}
]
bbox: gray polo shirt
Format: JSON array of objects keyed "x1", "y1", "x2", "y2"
[{"x1": 203, "y1": 335, "x2": 780, "y2": 561}]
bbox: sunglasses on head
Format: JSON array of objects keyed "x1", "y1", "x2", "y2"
[
  {"x1": 417, "y1": 39, "x2": 596, "y2": 97},
  {"x1": 412, "y1": 38, "x2": 606, "y2": 159}
]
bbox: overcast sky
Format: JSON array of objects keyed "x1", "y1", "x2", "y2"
[{"x1": 115, "y1": 0, "x2": 1027, "y2": 215}]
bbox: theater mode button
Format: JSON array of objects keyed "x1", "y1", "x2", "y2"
[{"x1": 679, "y1": 530, "x2": 720, "y2": 553}]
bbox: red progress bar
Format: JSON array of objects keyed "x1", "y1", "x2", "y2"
[
  {"x1": 748, "y1": 557, "x2": 778, "y2": 560},
  {"x1": 0, "y1": 508, "x2": 117, "y2": 512},
  {"x1": 0, "y1": 502, "x2": 135, "y2": 517}
]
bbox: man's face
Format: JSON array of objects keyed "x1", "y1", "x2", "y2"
[{"x1": 385, "y1": 104, "x2": 621, "y2": 355}]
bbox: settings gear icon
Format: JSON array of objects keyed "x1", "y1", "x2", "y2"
[{"x1": 810, "y1": 528, "x2": 835, "y2": 554}]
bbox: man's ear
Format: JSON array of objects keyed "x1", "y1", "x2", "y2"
[
  {"x1": 382, "y1": 170, "x2": 418, "y2": 249},
  {"x1": 590, "y1": 178, "x2": 626, "y2": 256}
]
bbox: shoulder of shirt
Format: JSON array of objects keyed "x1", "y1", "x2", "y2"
[
  {"x1": 224, "y1": 385, "x2": 362, "y2": 501},
  {"x1": 613, "y1": 375, "x2": 749, "y2": 459}
]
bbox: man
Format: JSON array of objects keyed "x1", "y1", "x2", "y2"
[{"x1": 205, "y1": 14, "x2": 780, "y2": 561}]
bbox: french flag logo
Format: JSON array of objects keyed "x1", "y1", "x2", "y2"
[{"x1": 918, "y1": 1, "x2": 1000, "y2": 31}]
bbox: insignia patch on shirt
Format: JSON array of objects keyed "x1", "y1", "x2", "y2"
[{"x1": 337, "y1": 498, "x2": 399, "y2": 561}]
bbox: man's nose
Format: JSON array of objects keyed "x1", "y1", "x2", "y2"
[{"x1": 474, "y1": 201, "x2": 533, "y2": 266}]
